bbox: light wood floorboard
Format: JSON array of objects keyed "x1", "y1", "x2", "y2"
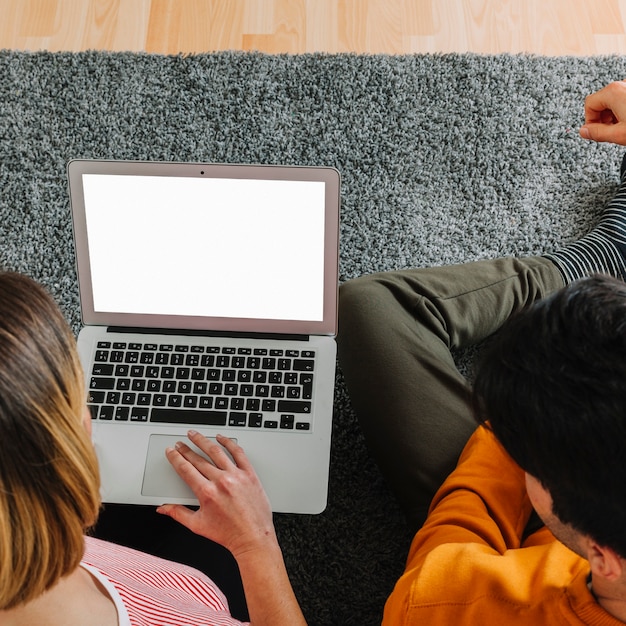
[{"x1": 2, "y1": 0, "x2": 626, "y2": 56}]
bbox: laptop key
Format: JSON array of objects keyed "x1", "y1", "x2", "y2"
[
  {"x1": 293, "y1": 359, "x2": 315, "y2": 372},
  {"x1": 301, "y1": 374, "x2": 314, "y2": 399},
  {"x1": 183, "y1": 395, "x2": 198, "y2": 408},
  {"x1": 199, "y1": 396, "x2": 213, "y2": 408},
  {"x1": 193, "y1": 382, "x2": 208, "y2": 394},
  {"x1": 110, "y1": 351, "x2": 124, "y2": 363},
  {"x1": 284, "y1": 372, "x2": 298, "y2": 385},
  {"x1": 132, "y1": 380, "x2": 147, "y2": 392},
  {"x1": 147, "y1": 380, "x2": 161, "y2": 392},
  {"x1": 249, "y1": 413, "x2": 263, "y2": 427},
  {"x1": 153, "y1": 394, "x2": 166, "y2": 406},
  {"x1": 191, "y1": 368, "x2": 205, "y2": 380},
  {"x1": 230, "y1": 398, "x2": 244, "y2": 411},
  {"x1": 178, "y1": 381, "x2": 192, "y2": 393},
  {"x1": 115, "y1": 407, "x2": 130, "y2": 421},
  {"x1": 92, "y1": 363, "x2": 114, "y2": 376},
  {"x1": 106, "y1": 391, "x2": 121, "y2": 404},
  {"x1": 270, "y1": 385, "x2": 285, "y2": 398},
  {"x1": 168, "y1": 395, "x2": 183, "y2": 407},
  {"x1": 215, "y1": 397, "x2": 228, "y2": 410},
  {"x1": 137, "y1": 393, "x2": 151, "y2": 405},
  {"x1": 125, "y1": 351, "x2": 140, "y2": 363},
  {"x1": 280, "y1": 414, "x2": 295, "y2": 429},
  {"x1": 151, "y1": 408, "x2": 227, "y2": 426},
  {"x1": 269, "y1": 372, "x2": 282, "y2": 384},
  {"x1": 229, "y1": 412, "x2": 247, "y2": 427},
  {"x1": 99, "y1": 405, "x2": 114, "y2": 420},
  {"x1": 277, "y1": 400, "x2": 312, "y2": 414},
  {"x1": 88, "y1": 391, "x2": 105, "y2": 403},
  {"x1": 90, "y1": 376, "x2": 115, "y2": 390},
  {"x1": 130, "y1": 407, "x2": 149, "y2": 422}
]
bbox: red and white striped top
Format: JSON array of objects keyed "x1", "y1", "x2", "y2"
[{"x1": 82, "y1": 536, "x2": 249, "y2": 626}]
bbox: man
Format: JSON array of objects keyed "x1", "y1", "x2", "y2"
[{"x1": 337, "y1": 81, "x2": 626, "y2": 623}]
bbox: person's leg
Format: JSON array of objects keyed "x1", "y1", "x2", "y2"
[
  {"x1": 545, "y1": 153, "x2": 626, "y2": 282},
  {"x1": 339, "y1": 155, "x2": 626, "y2": 530},
  {"x1": 337, "y1": 256, "x2": 563, "y2": 529}
]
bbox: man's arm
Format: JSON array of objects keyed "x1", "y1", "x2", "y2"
[
  {"x1": 580, "y1": 80, "x2": 626, "y2": 145},
  {"x1": 157, "y1": 431, "x2": 307, "y2": 626},
  {"x1": 383, "y1": 426, "x2": 581, "y2": 626},
  {"x1": 382, "y1": 426, "x2": 545, "y2": 624},
  {"x1": 405, "y1": 425, "x2": 536, "y2": 569}
]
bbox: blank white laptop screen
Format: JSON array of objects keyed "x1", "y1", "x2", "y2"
[{"x1": 82, "y1": 174, "x2": 326, "y2": 322}]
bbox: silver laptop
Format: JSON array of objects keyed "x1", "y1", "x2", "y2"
[{"x1": 69, "y1": 159, "x2": 340, "y2": 514}]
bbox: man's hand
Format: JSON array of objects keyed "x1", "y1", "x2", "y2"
[
  {"x1": 157, "y1": 431, "x2": 275, "y2": 558},
  {"x1": 580, "y1": 80, "x2": 626, "y2": 145}
]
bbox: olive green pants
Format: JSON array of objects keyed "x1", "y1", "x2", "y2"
[{"x1": 337, "y1": 256, "x2": 564, "y2": 528}]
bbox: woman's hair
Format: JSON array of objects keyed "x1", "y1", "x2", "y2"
[
  {"x1": 0, "y1": 272, "x2": 100, "y2": 609},
  {"x1": 473, "y1": 274, "x2": 626, "y2": 557}
]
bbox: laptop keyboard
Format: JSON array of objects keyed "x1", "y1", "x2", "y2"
[{"x1": 87, "y1": 341, "x2": 315, "y2": 431}]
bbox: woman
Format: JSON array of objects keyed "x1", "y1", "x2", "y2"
[{"x1": 0, "y1": 271, "x2": 306, "y2": 625}]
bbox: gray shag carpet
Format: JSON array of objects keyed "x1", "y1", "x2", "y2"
[{"x1": 1, "y1": 50, "x2": 626, "y2": 625}]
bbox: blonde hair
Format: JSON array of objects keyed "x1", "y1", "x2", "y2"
[{"x1": 0, "y1": 272, "x2": 100, "y2": 609}]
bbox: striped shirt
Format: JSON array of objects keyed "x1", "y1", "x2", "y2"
[{"x1": 82, "y1": 536, "x2": 249, "y2": 626}]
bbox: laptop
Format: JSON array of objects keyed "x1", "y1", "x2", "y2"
[{"x1": 69, "y1": 159, "x2": 340, "y2": 514}]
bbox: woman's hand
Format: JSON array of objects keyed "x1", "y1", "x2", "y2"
[
  {"x1": 157, "y1": 431, "x2": 308, "y2": 625},
  {"x1": 157, "y1": 431, "x2": 275, "y2": 558}
]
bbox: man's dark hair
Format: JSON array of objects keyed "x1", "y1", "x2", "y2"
[{"x1": 473, "y1": 274, "x2": 626, "y2": 556}]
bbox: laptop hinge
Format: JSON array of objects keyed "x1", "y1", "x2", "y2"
[{"x1": 106, "y1": 326, "x2": 310, "y2": 342}]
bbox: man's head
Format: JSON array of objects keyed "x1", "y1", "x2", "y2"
[{"x1": 473, "y1": 274, "x2": 626, "y2": 558}]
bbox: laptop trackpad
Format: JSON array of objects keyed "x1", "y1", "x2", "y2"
[{"x1": 142, "y1": 434, "x2": 236, "y2": 499}]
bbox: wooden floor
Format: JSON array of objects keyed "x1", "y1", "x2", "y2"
[{"x1": 2, "y1": 0, "x2": 626, "y2": 56}]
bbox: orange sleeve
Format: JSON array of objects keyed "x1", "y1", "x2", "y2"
[
  {"x1": 406, "y1": 425, "x2": 535, "y2": 570},
  {"x1": 382, "y1": 427, "x2": 587, "y2": 626}
]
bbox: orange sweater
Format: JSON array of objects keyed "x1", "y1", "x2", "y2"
[{"x1": 383, "y1": 426, "x2": 624, "y2": 625}]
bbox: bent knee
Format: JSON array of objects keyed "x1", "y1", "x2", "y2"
[{"x1": 339, "y1": 273, "x2": 394, "y2": 320}]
